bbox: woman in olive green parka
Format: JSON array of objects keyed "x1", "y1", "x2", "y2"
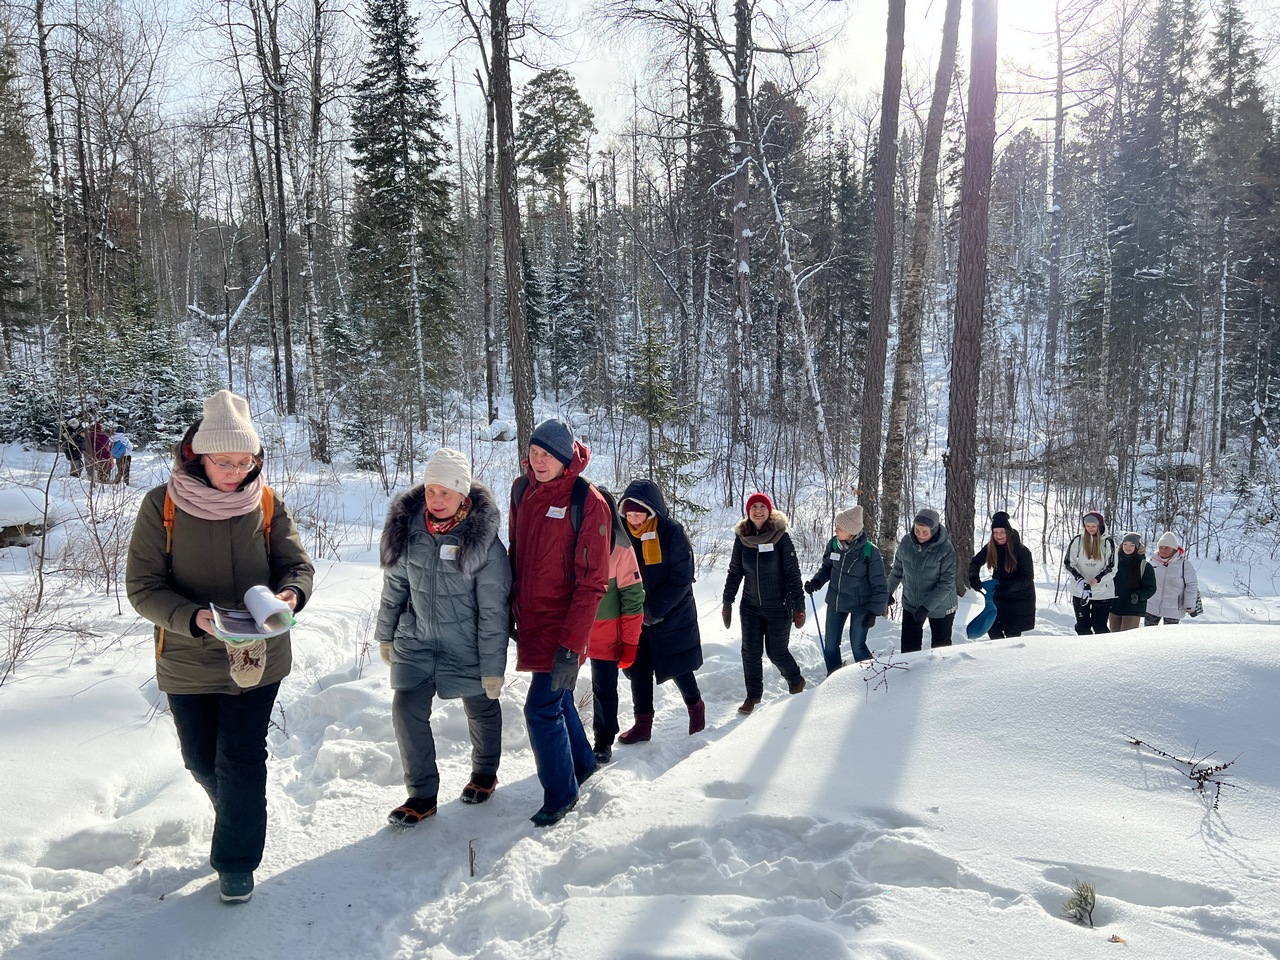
[{"x1": 126, "y1": 390, "x2": 313, "y2": 905}]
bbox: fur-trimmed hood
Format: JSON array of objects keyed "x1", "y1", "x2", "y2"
[
  {"x1": 380, "y1": 481, "x2": 501, "y2": 577},
  {"x1": 734, "y1": 509, "x2": 789, "y2": 546}
]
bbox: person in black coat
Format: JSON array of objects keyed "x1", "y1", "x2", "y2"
[
  {"x1": 722, "y1": 492, "x2": 806, "y2": 714},
  {"x1": 615, "y1": 479, "x2": 705, "y2": 745},
  {"x1": 966, "y1": 511, "x2": 1035, "y2": 639}
]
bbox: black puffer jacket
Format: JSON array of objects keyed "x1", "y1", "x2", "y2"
[
  {"x1": 620, "y1": 478, "x2": 704, "y2": 682},
  {"x1": 722, "y1": 510, "x2": 804, "y2": 614}
]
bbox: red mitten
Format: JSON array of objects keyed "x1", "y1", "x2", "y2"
[
  {"x1": 792, "y1": 610, "x2": 806, "y2": 628},
  {"x1": 618, "y1": 643, "x2": 638, "y2": 670}
]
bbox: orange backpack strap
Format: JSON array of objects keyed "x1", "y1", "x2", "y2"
[{"x1": 261, "y1": 485, "x2": 274, "y2": 556}]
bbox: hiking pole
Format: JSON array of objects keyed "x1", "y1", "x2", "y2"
[{"x1": 809, "y1": 593, "x2": 823, "y2": 647}]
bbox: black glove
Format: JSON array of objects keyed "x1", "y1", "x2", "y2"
[
  {"x1": 550, "y1": 647, "x2": 580, "y2": 691},
  {"x1": 722, "y1": 605, "x2": 732, "y2": 628},
  {"x1": 803, "y1": 580, "x2": 816, "y2": 595},
  {"x1": 862, "y1": 612, "x2": 876, "y2": 629},
  {"x1": 1130, "y1": 593, "x2": 1139, "y2": 604}
]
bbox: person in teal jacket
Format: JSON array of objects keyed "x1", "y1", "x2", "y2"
[{"x1": 804, "y1": 505, "x2": 887, "y2": 671}]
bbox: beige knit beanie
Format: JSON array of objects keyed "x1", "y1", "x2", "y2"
[
  {"x1": 835, "y1": 505, "x2": 864, "y2": 537},
  {"x1": 423, "y1": 448, "x2": 472, "y2": 496},
  {"x1": 191, "y1": 390, "x2": 261, "y2": 455},
  {"x1": 1156, "y1": 531, "x2": 1180, "y2": 549}
]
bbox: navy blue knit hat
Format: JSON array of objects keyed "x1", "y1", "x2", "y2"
[{"x1": 530, "y1": 418, "x2": 575, "y2": 467}]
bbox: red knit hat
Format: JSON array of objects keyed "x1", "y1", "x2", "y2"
[{"x1": 745, "y1": 492, "x2": 773, "y2": 515}]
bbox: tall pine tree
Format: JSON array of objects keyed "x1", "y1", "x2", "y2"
[{"x1": 347, "y1": 0, "x2": 454, "y2": 415}]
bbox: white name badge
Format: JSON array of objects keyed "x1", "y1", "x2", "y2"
[
  {"x1": 830, "y1": 551, "x2": 842, "y2": 560},
  {"x1": 546, "y1": 505, "x2": 567, "y2": 519},
  {"x1": 758, "y1": 542, "x2": 775, "y2": 553},
  {"x1": 641, "y1": 531, "x2": 657, "y2": 541},
  {"x1": 440, "y1": 544, "x2": 458, "y2": 561}
]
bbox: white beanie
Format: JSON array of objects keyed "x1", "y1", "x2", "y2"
[
  {"x1": 1156, "y1": 531, "x2": 1180, "y2": 549},
  {"x1": 192, "y1": 390, "x2": 261, "y2": 455},
  {"x1": 423, "y1": 448, "x2": 472, "y2": 496}
]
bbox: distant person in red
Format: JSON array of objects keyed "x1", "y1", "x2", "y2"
[{"x1": 88, "y1": 422, "x2": 112, "y2": 482}]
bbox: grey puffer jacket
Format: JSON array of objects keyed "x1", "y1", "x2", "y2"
[
  {"x1": 375, "y1": 482, "x2": 510, "y2": 696},
  {"x1": 887, "y1": 524, "x2": 958, "y2": 619}
]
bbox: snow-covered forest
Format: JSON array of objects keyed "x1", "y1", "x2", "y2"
[
  {"x1": 1, "y1": 0, "x2": 1279, "y2": 561},
  {"x1": 3, "y1": 1, "x2": 1280, "y2": 955}
]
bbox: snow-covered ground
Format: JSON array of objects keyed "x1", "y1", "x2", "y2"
[{"x1": 2, "y1": 440, "x2": 1279, "y2": 960}]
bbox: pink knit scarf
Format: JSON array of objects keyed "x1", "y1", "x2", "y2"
[{"x1": 166, "y1": 468, "x2": 265, "y2": 521}]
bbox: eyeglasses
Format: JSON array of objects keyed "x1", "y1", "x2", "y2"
[{"x1": 206, "y1": 457, "x2": 257, "y2": 473}]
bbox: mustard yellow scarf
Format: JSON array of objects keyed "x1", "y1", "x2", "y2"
[{"x1": 629, "y1": 516, "x2": 663, "y2": 565}]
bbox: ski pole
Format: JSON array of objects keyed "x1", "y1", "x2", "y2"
[{"x1": 809, "y1": 593, "x2": 823, "y2": 647}]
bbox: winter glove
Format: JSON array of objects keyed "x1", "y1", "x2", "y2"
[
  {"x1": 1077, "y1": 578, "x2": 1090, "y2": 594},
  {"x1": 642, "y1": 611, "x2": 663, "y2": 627},
  {"x1": 379, "y1": 643, "x2": 393, "y2": 666},
  {"x1": 722, "y1": 605, "x2": 732, "y2": 629},
  {"x1": 792, "y1": 610, "x2": 806, "y2": 629},
  {"x1": 550, "y1": 646, "x2": 580, "y2": 691},
  {"x1": 1081, "y1": 587, "x2": 1092, "y2": 602},
  {"x1": 482, "y1": 676, "x2": 504, "y2": 699},
  {"x1": 803, "y1": 580, "x2": 816, "y2": 595},
  {"x1": 862, "y1": 612, "x2": 876, "y2": 629},
  {"x1": 885, "y1": 596, "x2": 898, "y2": 618},
  {"x1": 618, "y1": 643, "x2": 638, "y2": 670}
]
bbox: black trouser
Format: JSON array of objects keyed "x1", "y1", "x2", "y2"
[
  {"x1": 740, "y1": 603, "x2": 801, "y2": 699},
  {"x1": 626, "y1": 634, "x2": 700, "y2": 714},
  {"x1": 167, "y1": 681, "x2": 279, "y2": 874},
  {"x1": 900, "y1": 607, "x2": 955, "y2": 653},
  {"x1": 1072, "y1": 597, "x2": 1112, "y2": 634},
  {"x1": 591, "y1": 658, "x2": 622, "y2": 745}
]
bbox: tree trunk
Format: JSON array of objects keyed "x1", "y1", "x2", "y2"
[
  {"x1": 480, "y1": 74, "x2": 499, "y2": 423},
  {"x1": 35, "y1": 0, "x2": 71, "y2": 367},
  {"x1": 302, "y1": 0, "x2": 330, "y2": 462},
  {"x1": 858, "y1": 0, "x2": 907, "y2": 535},
  {"x1": 491, "y1": 0, "x2": 534, "y2": 454},
  {"x1": 1045, "y1": 0, "x2": 1067, "y2": 371},
  {"x1": 728, "y1": 0, "x2": 753, "y2": 506},
  {"x1": 944, "y1": 0, "x2": 999, "y2": 596},
  {"x1": 880, "y1": 0, "x2": 961, "y2": 564}
]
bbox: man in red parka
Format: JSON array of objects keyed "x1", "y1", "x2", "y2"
[{"x1": 509, "y1": 418, "x2": 611, "y2": 826}]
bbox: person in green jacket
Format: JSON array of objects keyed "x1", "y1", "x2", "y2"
[
  {"x1": 126, "y1": 390, "x2": 314, "y2": 905},
  {"x1": 1109, "y1": 533, "x2": 1157, "y2": 632}
]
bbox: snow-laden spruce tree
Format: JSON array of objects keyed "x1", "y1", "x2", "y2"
[{"x1": 347, "y1": 0, "x2": 455, "y2": 435}]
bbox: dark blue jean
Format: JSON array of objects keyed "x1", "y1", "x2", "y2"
[
  {"x1": 167, "y1": 681, "x2": 279, "y2": 873},
  {"x1": 524, "y1": 671, "x2": 597, "y2": 811},
  {"x1": 822, "y1": 607, "x2": 872, "y2": 673}
]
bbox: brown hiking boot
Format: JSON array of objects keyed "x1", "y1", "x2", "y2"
[
  {"x1": 788, "y1": 677, "x2": 807, "y2": 694},
  {"x1": 737, "y1": 697, "x2": 760, "y2": 715}
]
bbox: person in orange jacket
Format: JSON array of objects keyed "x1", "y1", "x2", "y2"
[{"x1": 586, "y1": 486, "x2": 645, "y2": 764}]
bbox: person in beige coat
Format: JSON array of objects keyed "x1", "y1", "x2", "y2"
[{"x1": 126, "y1": 390, "x2": 313, "y2": 905}]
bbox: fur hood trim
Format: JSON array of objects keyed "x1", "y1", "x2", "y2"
[{"x1": 380, "y1": 481, "x2": 500, "y2": 577}]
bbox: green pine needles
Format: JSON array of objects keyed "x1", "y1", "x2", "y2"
[{"x1": 1062, "y1": 879, "x2": 1096, "y2": 926}]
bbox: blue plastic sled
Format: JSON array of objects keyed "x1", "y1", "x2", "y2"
[{"x1": 965, "y1": 579, "x2": 999, "y2": 639}]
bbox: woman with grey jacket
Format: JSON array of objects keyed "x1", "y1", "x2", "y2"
[
  {"x1": 886, "y1": 508, "x2": 958, "y2": 653},
  {"x1": 375, "y1": 448, "x2": 511, "y2": 827}
]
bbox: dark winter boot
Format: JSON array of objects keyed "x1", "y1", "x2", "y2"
[
  {"x1": 593, "y1": 738, "x2": 613, "y2": 764},
  {"x1": 686, "y1": 698, "x2": 705, "y2": 735},
  {"x1": 617, "y1": 712, "x2": 654, "y2": 744},
  {"x1": 788, "y1": 676, "x2": 807, "y2": 695}
]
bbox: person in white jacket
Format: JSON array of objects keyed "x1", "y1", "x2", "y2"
[
  {"x1": 1063, "y1": 511, "x2": 1117, "y2": 634},
  {"x1": 1145, "y1": 531, "x2": 1199, "y2": 626}
]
